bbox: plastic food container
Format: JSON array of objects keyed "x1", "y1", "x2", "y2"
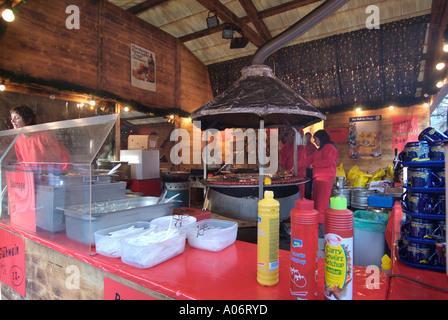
[
  {"x1": 186, "y1": 219, "x2": 238, "y2": 252},
  {"x1": 120, "y1": 227, "x2": 186, "y2": 268},
  {"x1": 150, "y1": 214, "x2": 197, "y2": 230},
  {"x1": 94, "y1": 221, "x2": 150, "y2": 258}
]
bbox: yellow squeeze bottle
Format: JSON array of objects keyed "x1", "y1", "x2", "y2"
[{"x1": 257, "y1": 190, "x2": 280, "y2": 286}]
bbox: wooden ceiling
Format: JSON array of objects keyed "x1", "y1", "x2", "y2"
[
  {"x1": 107, "y1": 0, "x2": 448, "y2": 99},
  {"x1": 108, "y1": 0, "x2": 433, "y2": 65}
]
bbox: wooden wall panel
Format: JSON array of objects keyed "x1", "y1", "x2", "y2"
[
  {"x1": 0, "y1": 0, "x2": 212, "y2": 114},
  {"x1": 0, "y1": 0, "x2": 100, "y2": 89},
  {"x1": 179, "y1": 45, "x2": 214, "y2": 113}
]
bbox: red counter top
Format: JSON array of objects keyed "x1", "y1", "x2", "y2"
[{"x1": 0, "y1": 221, "x2": 388, "y2": 300}]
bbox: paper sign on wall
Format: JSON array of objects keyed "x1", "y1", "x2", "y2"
[
  {"x1": 5, "y1": 171, "x2": 36, "y2": 232},
  {"x1": 392, "y1": 115, "x2": 419, "y2": 133},
  {"x1": 326, "y1": 128, "x2": 347, "y2": 143},
  {"x1": 392, "y1": 135, "x2": 419, "y2": 152},
  {"x1": 131, "y1": 43, "x2": 156, "y2": 92},
  {"x1": 0, "y1": 228, "x2": 26, "y2": 297}
]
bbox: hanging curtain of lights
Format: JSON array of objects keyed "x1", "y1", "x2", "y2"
[{"x1": 208, "y1": 15, "x2": 430, "y2": 113}]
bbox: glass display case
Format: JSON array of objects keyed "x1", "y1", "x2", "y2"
[{"x1": 0, "y1": 114, "x2": 124, "y2": 254}]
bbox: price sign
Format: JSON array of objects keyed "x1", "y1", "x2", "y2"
[{"x1": 0, "y1": 229, "x2": 26, "y2": 297}]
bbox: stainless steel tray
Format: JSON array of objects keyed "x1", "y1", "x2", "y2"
[
  {"x1": 36, "y1": 181, "x2": 126, "y2": 233},
  {"x1": 36, "y1": 173, "x2": 113, "y2": 186},
  {"x1": 61, "y1": 197, "x2": 174, "y2": 246}
]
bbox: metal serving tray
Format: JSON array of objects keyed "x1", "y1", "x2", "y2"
[
  {"x1": 35, "y1": 181, "x2": 126, "y2": 233},
  {"x1": 61, "y1": 197, "x2": 174, "y2": 246},
  {"x1": 36, "y1": 173, "x2": 113, "y2": 186}
]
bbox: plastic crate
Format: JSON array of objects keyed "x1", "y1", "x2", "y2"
[{"x1": 368, "y1": 194, "x2": 394, "y2": 208}]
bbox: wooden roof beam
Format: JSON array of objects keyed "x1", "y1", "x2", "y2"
[
  {"x1": 196, "y1": 0, "x2": 265, "y2": 47},
  {"x1": 238, "y1": 0, "x2": 272, "y2": 43},
  {"x1": 180, "y1": 0, "x2": 320, "y2": 43}
]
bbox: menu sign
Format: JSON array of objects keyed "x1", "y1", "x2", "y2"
[{"x1": 0, "y1": 229, "x2": 26, "y2": 297}]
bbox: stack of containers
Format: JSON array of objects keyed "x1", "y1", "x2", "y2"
[{"x1": 398, "y1": 127, "x2": 446, "y2": 272}]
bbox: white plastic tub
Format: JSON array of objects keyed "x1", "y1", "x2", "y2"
[
  {"x1": 94, "y1": 221, "x2": 150, "y2": 258},
  {"x1": 150, "y1": 214, "x2": 196, "y2": 230},
  {"x1": 354, "y1": 227, "x2": 386, "y2": 267},
  {"x1": 186, "y1": 219, "x2": 238, "y2": 252},
  {"x1": 120, "y1": 227, "x2": 186, "y2": 268}
]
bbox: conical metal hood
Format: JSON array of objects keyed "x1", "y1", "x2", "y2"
[
  {"x1": 191, "y1": 0, "x2": 349, "y2": 130},
  {"x1": 191, "y1": 65, "x2": 325, "y2": 130}
]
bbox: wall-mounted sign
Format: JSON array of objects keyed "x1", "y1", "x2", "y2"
[
  {"x1": 392, "y1": 115, "x2": 419, "y2": 133},
  {"x1": 348, "y1": 115, "x2": 382, "y2": 159},
  {"x1": 0, "y1": 229, "x2": 26, "y2": 297},
  {"x1": 326, "y1": 128, "x2": 347, "y2": 143}
]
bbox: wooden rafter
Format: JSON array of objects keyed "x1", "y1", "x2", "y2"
[
  {"x1": 238, "y1": 0, "x2": 271, "y2": 43},
  {"x1": 195, "y1": 0, "x2": 265, "y2": 47}
]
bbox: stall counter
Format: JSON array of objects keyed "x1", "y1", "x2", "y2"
[{"x1": 0, "y1": 221, "x2": 388, "y2": 300}]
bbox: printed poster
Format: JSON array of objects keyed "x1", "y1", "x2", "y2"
[
  {"x1": 131, "y1": 43, "x2": 156, "y2": 92},
  {"x1": 5, "y1": 171, "x2": 36, "y2": 232},
  {"x1": 348, "y1": 115, "x2": 382, "y2": 159},
  {"x1": 0, "y1": 228, "x2": 26, "y2": 297}
]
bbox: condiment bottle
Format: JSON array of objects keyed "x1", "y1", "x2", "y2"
[
  {"x1": 290, "y1": 199, "x2": 318, "y2": 300},
  {"x1": 257, "y1": 190, "x2": 279, "y2": 286},
  {"x1": 324, "y1": 196, "x2": 353, "y2": 300}
]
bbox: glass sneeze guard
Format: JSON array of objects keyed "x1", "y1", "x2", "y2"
[{"x1": 0, "y1": 114, "x2": 119, "y2": 254}]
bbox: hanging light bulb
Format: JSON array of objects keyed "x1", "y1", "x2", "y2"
[
  {"x1": 436, "y1": 62, "x2": 446, "y2": 70},
  {"x1": 0, "y1": 80, "x2": 5, "y2": 92},
  {"x1": 1, "y1": 1, "x2": 15, "y2": 23},
  {"x1": 89, "y1": 98, "x2": 95, "y2": 106}
]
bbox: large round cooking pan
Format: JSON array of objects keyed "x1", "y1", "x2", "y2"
[{"x1": 161, "y1": 171, "x2": 190, "y2": 181}]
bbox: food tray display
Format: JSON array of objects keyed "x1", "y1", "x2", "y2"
[
  {"x1": 186, "y1": 219, "x2": 238, "y2": 252},
  {"x1": 61, "y1": 197, "x2": 174, "y2": 246}
]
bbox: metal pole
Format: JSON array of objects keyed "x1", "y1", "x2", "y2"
[{"x1": 258, "y1": 119, "x2": 264, "y2": 200}]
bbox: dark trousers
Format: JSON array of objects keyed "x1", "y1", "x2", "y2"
[{"x1": 305, "y1": 168, "x2": 313, "y2": 200}]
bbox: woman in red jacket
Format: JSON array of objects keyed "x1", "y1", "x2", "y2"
[
  {"x1": 10, "y1": 105, "x2": 71, "y2": 171},
  {"x1": 308, "y1": 130, "x2": 338, "y2": 237}
]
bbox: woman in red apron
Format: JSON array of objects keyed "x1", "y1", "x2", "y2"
[{"x1": 308, "y1": 130, "x2": 338, "y2": 237}]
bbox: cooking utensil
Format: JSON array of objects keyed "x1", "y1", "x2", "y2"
[
  {"x1": 163, "y1": 193, "x2": 180, "y2": 203},
  {"x1": 107, "y1": 163, "x2": 121, "y2": 175},
  {"x1": 156, "y1": 189, "x2": 168, "y2": 204}
]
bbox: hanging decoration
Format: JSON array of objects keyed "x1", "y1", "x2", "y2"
[{"x1": 208, "y1": 15, "x2": 430, "y2": 114}]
